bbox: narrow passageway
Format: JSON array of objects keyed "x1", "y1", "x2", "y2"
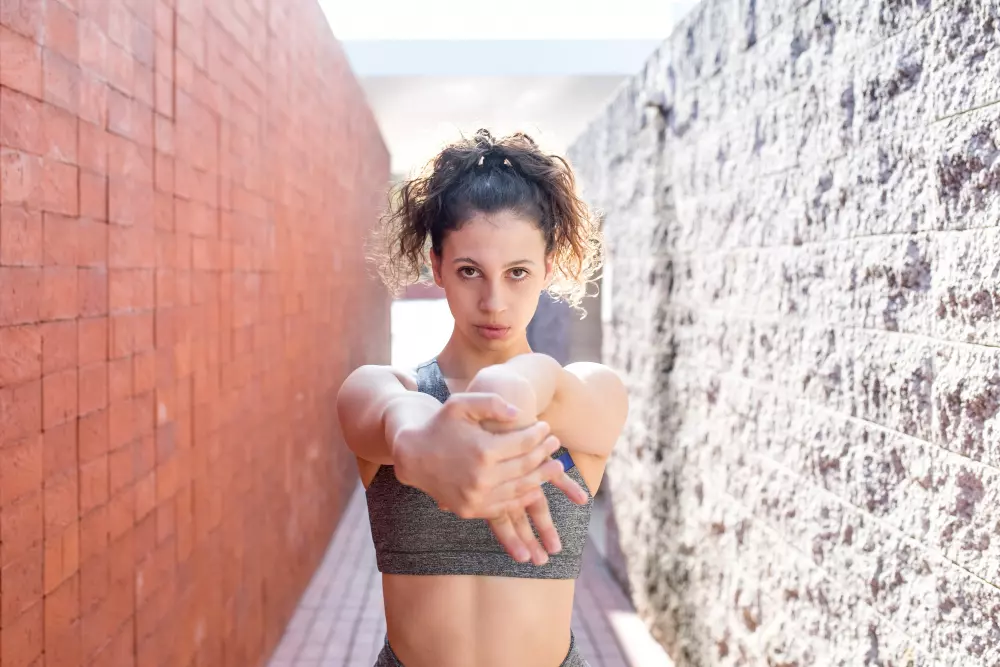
[{"x1": 266, "y1": 486, "x2": 670, "y2": 666}]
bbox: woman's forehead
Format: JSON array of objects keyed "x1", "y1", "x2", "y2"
[{"x1": 444, "y1": 213, "x2": 545, "y2": 259}]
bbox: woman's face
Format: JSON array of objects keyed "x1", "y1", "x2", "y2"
[{"x1": 431, "y1": 210, "x2": 553, "y2": 351}]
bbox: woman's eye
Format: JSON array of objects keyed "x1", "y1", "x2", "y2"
[
  {"x1": 459, "y1": 267, "x2": 478, "y2": 278},
  {"x1": 510, "y1": 268, "x2": 528, "y2": 280}
]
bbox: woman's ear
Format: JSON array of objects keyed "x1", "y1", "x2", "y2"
[
  {"x1": 430, "y1": 249, "x2": 444, "y2": 287},
  {"x1": 543, "y1": 253, "x2": 555, "y2": 287}
]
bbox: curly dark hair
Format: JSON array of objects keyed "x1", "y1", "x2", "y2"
[{"x1": 368, "y1": 128, "x2": 604, "y2": 310}]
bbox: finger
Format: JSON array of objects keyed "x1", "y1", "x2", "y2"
[
  {"x1": 489, "y1": 515, "x2": 531, "y2": 563},
  {"x1": 492, "y1": 421, "x2": 552, "y2": 461},
  {"x1": 512, "y1": 509, "x2": 548, "y2": 566},
  {"x1": 526, "y1": 494, "x2": 561, "y2": 555},
  {"x1": 484, "y1": 457, "x2": 565, "y2": 510},
  {"x1": 549, "y1": 471, "x2": 590, "y2": 505},
  {"x1": 488, "y1": 435, "x2": 561, "y2": 486},
  {"x1": 482, "y1": 486, "x2": 544, "y2": 519},
  {"x1": 448, "y1": 392, "x2": 520, "y2": 423}
]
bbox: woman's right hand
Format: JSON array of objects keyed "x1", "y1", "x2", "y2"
[{"x1": 389, "y1": 392, "x2": 563, "y2": 523}]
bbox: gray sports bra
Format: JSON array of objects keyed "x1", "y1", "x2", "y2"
[{"x1": 364, "y1": 359, "x2": 594, "y2": 579}]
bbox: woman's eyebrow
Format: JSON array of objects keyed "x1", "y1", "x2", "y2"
[{"x1": 453, "y1": 257, "x2": 535, "y2": 267}]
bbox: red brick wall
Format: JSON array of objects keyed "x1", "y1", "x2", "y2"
[{"x1": 0, "y1": 1, "x2": 391, "y2": 665}]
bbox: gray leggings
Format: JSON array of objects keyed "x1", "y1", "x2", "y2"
[{"x1": 374, "y1": 631, "x2": 589, "y2": 666}]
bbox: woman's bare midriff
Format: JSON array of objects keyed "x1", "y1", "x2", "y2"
[
  {"x1": 357, "y1": 450, "x2": 605, "y2": 667},
  {"x1": 382, "y1": 572, "x2": 577, "y2": 667}
]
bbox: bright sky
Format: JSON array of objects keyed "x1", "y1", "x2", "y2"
[{"x1": 319, "y1": 0, "x2": 696, "y2": 40}]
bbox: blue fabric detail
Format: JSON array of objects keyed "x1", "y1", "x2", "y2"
[{"x1": 555, "y1": 450, "x2": 575, "y2": 472}]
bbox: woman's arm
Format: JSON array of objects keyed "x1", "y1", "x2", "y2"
[
  {"x1": 336, "y1": 364, "x2": 571, "y2": 522},
  {"x1": 336, "y1": 364, "x2": 436, "y2": 465},
  {"x1": 469, "y1": 354, "x2": 629, "y2": 459}
]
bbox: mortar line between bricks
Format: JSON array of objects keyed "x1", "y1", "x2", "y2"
[
  {"x1": 716, "y1": 488, "x2": 944, "y2": 665},
  {"x1": 741, "y1": 441, "x2": 1000, "y2": 595},
  {"x1": 628, "y1": 354, "x2": 1000, "y2": 510},
  {"x1": 667, "y1": 0, "x2": 945, "y2": 96},
  {"x1": 932, "y1": 97, "x2": 1000, "y2": 124},
  {"x1": 702, "y1": 363, "x2": 1000, "y2": 477},
  {"x1": 621, "y1": 224, "x2": 1000, "y2": 261},
  {"x1": 710, "y1": 372, "x2": 1000, "y2": 590},
  {"x1": 663, "y1": 299, "x2": 1000, "y2": 356}
]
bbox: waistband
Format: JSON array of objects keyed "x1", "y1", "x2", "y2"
[{"x1": 373, "y1": 631, "x2": 588, "y2": 667}]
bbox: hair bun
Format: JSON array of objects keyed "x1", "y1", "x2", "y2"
[{"x1": 473, "y1": 128, "x2": 495, "y2": 150}]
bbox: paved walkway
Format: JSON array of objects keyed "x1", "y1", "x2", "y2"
[{"x1": 267, "y1": 486, "x2": 672, "y2": 667}]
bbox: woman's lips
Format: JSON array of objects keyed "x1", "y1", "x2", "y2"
[{"x1": 475, "y1": 325, "x2": 510, "y2": 340}]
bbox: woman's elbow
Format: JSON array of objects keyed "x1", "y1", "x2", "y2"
[{"x1": 467, "y1": 366, "x2": 539, "y2": 418}]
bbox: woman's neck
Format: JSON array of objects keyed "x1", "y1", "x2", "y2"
[{"x1": 435, "y1": 328, "x2": 532, "y2": 381}]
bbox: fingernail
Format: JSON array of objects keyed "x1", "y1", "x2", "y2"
[
  {"x1": 506, "y1": 404, "x2": 519, "y2": 417},
  {"x1": 516, "y1": 548, "x2": 530, "y2": 562},
  {"x1": 552, "y1": 539, "x2": 562, "y2": 553}
]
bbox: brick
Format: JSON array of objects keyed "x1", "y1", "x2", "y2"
[
  {"x1": 0, "y1": 205, "x2": 43, "y2": 266},
  {"x1": 155, "y1": 75, "x2": 172, "y2": 120},
  {"x1": 75, "y1": 216, "x2": 107, "y2": 268},
  {"x1": 42, "y1": 213, "x2": 78, "y2": 266},
  {"x1": 78, "y1": 408, "x2": 108, "y2": 463},
  {"x1": 0, "y1": 0, "x2": 45, "y2": 40},
  {"x1": 79, "y1": 455, "x2": 109, "y2": 513},
  {"x1": 0, "y1": 149, "x2": 44, "y2": 208},
  {"x1": 42, "y1": 368, "x2": 77, "y2": 429},
  {"x1": 80, "y1": 172, "x2": 108, "y2": 222},
  {"x1": 44, "y1": 0, "x2": 77, "y2": 63},
  {"x1": 79, "y1": 553, "x2": 109, "y2": 614},
  {"x1": 135, "y1": 470, "x2": 156, "y2": 520},
  {"x1": 106, "y1": 40, "x2": 134, "y2": 96},
  {"x1": 0, "y1": 384, "x2": 41, "y2": 448},
  {"x1": 0, "y1": 25, "x2": 43, "y2": 97},
  {"x1": 109, "y1": 442, "x2": 134, "y2": 494},
  {"x1": 0, "y1": 267, "x2": 41, "y2": 325},
  {"x1": 1, "y1": 544, "x2": 43, "y2": 625},
  {"x1": 78, "y1": 317, "x2": 108, "y2": 365},
  {"x1": 42, "y1": 469, "x2": 77, "y2": 538},
  {"x1": 43, "y1": 573, "x2": 80, "y2": 651},
  {"x1": 42, "y1": 49, "x2": 79, "y2": 114},
  {"x1": 42, "y1": 419, "x2": 76, "y2": 479},
  {"x1": 41, "y1": 266, "x2": 78, "y2": 321},
  {"x1": 109, "y1": 356, "x2": 133, "y2": 401},
  {"x1": 134, "y1": 351, "x2": 156, "y2": 395},
  {"x1": 0, "y1": 491, "x2": 42, "y2": 566},
  {"x1": 45, "y1": 619, "x2": 82, "y2": 667},
  {"x1": 79, "y1": 0, "x2": 109, "y2": 29},
  {"x1": 78, "y1": 68, "x2": 109, "y2": 130},
  {"x1": 79, "y1": 121, "x2": 109, "y2": 175},
  {"x1": 0, "y1": 324, "x2": 41, "y2": 386},
  {"x1": 135, "y1": 63, "x2": 155, "y2": 111},
  {"x1": 77, "y1": 267, "x2": 109, "y2": 317},
  {"x1": 78, "y1": 18, "x2": 108, "y2": 75},
  {"x1": 40, "y1": 159, "x2": 78, "y2": 216},
  {"x1": 0, "y1": 594, "x2": 43, "y2": 667},
  {"x1": 0, "y1": 87, "x2": 44, "y2": 155},
  {"x1": 42, "y1": 102, "x2": 78, "y2": 163},
  {"x1": 80, "y1": 506, "x2": 108, "y2": 563},
  {"x1": 78, "y1": 362, "x2": 109, "y2": 416}
]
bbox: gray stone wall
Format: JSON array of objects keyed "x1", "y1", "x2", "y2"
[{"x1": 567, "y1": 0, "x2": 1000, "y2": 665}]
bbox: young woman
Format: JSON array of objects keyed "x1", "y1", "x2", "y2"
[{"x1": 336, "y1": 129, "x2": 629, "y2": 667}]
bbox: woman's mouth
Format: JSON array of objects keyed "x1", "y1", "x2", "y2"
[{"x1": 475, "y1": 325, "x2": 510, "y2": 340}]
